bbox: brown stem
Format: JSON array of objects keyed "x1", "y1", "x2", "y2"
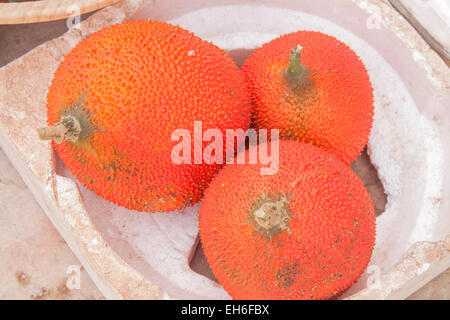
[
  {"x1": 37, "y1": 115, "x2": 81, "y2": 144},
  {"x1": 284, "y1": 45, "x2": 308, "y2": 85},
  {"x1": 252, "y1": 195, "x2": 290, "y2": 238}
]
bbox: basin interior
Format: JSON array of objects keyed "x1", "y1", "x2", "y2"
[{"x1": 54, "y1": 0, "x2": 449, "y2": 299}]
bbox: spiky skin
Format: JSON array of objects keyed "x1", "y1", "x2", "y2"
[
  {"x1": 46, "y1": 20, "x2": 252, "y2": 212},
  {"x1": 242, "y1": 31, "x2": 374, "y2": 164},
  {"x1": 199, "y1": 141, "x2": 376, "y2": 300}
]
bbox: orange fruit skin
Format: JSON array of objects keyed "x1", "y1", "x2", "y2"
[
  {"x1": 242, "y1": 31, "x2": 374, "y2": 164},
  {"x1": 46, "y1": 20, "x2": 252, "y2": 212},
  {"x1": 199, "y1": 141, "x2": 376, "y2": 300}
]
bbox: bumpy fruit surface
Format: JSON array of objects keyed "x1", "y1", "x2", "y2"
[
  {"x1": 242, "y1": 31, "x2": 374, "y2": 164},
  {"x1": 199, "y1": 141, "x2": 376, "y2": 299},
  {"x1": 40, "y1": 20, "x2": 252, "y2": 212}
]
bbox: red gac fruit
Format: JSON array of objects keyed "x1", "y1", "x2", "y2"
[
  {"x1": 199, "y1": 140, "x2": 376, "y2": 299},
  {"x1": 242, "y1": 31, "x2": 374, "y2": 164},
  {"x1": 37, "y1": 20, "x2": 252, "y2": 212}
]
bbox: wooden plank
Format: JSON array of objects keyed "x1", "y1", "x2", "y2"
[{"x1": 0, "y1": 0, "x2": 121, "y2": 24}]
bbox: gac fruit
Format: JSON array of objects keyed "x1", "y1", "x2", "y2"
[
  {"x1": 242, "y1": 31, "x2": 374, "y2": 164},
  {"x1": 37, "y1": 20, "x2": 252, "y2": 212},
  {"x1": 199, "y1": 140, "x2": 376, "y2": 299}
]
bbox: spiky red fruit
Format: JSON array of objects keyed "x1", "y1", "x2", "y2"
[
  {"x1": 242, "y1": 31, "x2": 374, "y2": 164},
  {"x1": 199, "y1": 140, "x2": 376, "y2": 299},
  {"x1": 39, "y1": 20, "x2": 252, "y2": 212}
]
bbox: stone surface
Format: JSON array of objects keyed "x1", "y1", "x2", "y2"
[
  {"x1": 0, "y1": 147, "x2": 104, "y2": 300},
  {"x1": 0, "y1": 12, "x2": 104, "y2": 300}
]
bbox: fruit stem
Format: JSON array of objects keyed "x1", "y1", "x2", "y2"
[
  {"x1": 36, "y1": 115, "x2": 81, "y2": 144},
  {"x1": 284, "y1": 45, "x2": 308, "y2": 85},
  {"x1": 252, "y1": 196, "x2": 290, "y2": 237}
]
